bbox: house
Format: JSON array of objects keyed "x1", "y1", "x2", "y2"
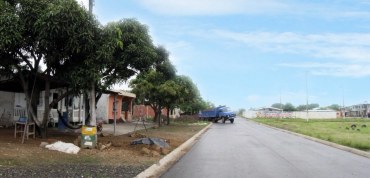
[
  {"x1": 344, "y1": 103, "x2": 370, "y2": 118},
  {"x1": 96, "y1": 90, "x2": 135, "y2": 123},
  {"x1": 132, "y1": 105, "x2": 181, "y2": 120},
  {"x1": 0, "y1": 89, "x2": 85, "y2": 127},
  {"x1": 0, "y1": 74, "x2": 85, "y2": 127}
]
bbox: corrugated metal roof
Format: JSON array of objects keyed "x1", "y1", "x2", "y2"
[{"x1": 107, "y1": 90, "x2": 136, "y2": 98}]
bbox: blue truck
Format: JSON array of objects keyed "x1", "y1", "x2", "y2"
[{"x1": 199, "y1": 106, "x2": 236, "y2": 123}]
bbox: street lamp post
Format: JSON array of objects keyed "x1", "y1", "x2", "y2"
[{"x1": 306, "y1": 71, "x2": 309, "y2": 122}]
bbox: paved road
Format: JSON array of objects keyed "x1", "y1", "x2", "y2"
[{"x1": 162, "y1": 118, "x2": 370, "y2": 178}]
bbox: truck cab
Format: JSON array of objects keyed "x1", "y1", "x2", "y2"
[{"x1": 199, "y1": 106, "x2": 236, "y2": 123}]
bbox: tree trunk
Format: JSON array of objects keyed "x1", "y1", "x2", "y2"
[
  {"x1": 157, "y1": 109, "x2": 161, "y2": 127},
  {"x1": 151, "y1": 105, "x2": 158, "y2": 122},
  {"x1": 18, "y1": 71, "x2": 40, "y2": 126},
  {"x1": 40, "y1": 78, "x2": 50, "y2": 138},
  {"x1": 166, "y1": 108, "x2": 170, "y2": 125},
  {"x1": 84, "y1": 92, "x2": 90, "y2": 125}
]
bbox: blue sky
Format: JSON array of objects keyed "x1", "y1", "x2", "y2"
[{"x1": 77, "y1": 0, "x2": 370, "y2": 110}]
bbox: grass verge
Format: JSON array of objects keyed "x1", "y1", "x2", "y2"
[{"x1": 252, "y1": 118, "x2": 370, "y2": 151}]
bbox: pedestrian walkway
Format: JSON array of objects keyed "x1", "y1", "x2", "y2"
[{"x1": 102, "y1": 121, "x2": 154, "y2": 136}]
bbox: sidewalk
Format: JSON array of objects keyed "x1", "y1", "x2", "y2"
[{"x1": 102, "y1": 121, "x2": 154, "y2": 136}]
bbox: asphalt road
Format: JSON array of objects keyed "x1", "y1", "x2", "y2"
[{"x1": 161, "y1": 118, "x2": 370, "y2": 178}]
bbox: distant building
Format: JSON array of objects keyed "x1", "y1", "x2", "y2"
[{"x1": 344, "y1": 104, "x2": 370, "y2": 118}]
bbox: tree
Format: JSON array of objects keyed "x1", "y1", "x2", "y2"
[
  {"x1": 94, "y1": 19, "x2": 156, "y2": 100},
  {"x1": 0, "y1": 0, "x2": 100, "y2": 137},
  {"x1": 271, "y1": 103, "x2": 284, "y2": 110},
  {"x1": 238, "y1": 108, "x2": 246, "y2": 116},
  {"x1": 327, "y1": 104, "x2": 340, "y2": 111},
  {"x1": 296, "y1": 103, "x2": 320, "y2": 111},
  {"x1": 283, "y1": 103, "x2": 296, "y2": 111},
  {"x1": 130, "y1": 46, "x2": 176, "y2": 127},
  {"x1": 296, "y1": 105, "x2": 306, "y2": 111},
  {"x1": 1, "y1": 1, "x2": 157, "y2": 137},
  {"x1": 163, "y1": 75, "x2": 200, "y2": 125},
  {"x1": 77, "y1": 18, "x2": 156, "y2": 124}
]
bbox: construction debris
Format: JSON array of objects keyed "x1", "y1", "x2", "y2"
[
  {"x1": 131, "y1": 137, "x2": 170, "y2": 148},
  {"x1": 45, "y1": 141, "x2": 80, "y2": 154},
  {"x1": 98, "y1": 141, "x2": 112, "y2": 151},
  {"x1": 129, "y1": 132, "x2": 147, "y2": 138}
]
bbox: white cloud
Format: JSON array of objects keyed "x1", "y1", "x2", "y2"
[
  {"x1": 212, "y1": 30, "x2": 370, "y2": 77},
  {"x1": 137, "y1": 0, "x2": 290, "y2": 16},
  {"x1": 136, "y1": 0, "x2": 370, "y2": 19},
  {"x1": 281, "y1": 62, "x2": 370, "y2": 77},
  {"x1": 76, "y1": 0, "x2": 89, "y2": 9}
]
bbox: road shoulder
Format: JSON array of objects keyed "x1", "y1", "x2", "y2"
[{"x1": 135, "y1": 123, "x2": 213, "y2": 178}]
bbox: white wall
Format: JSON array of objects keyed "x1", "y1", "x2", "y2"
[
  {"x1": 243, "y1": 111, "x2": 257, "y2": 118},
  {"x1": 293, "y1": 111, "x2": 337, "y2": 119},
  {"x1": 96, "y1": 94, "x2": 109, "y2": 122},
  {"x1": 243, "y1": 110, "x2": 338, "y2": 119},
  {"x1": 170, "y1": 108, "x2": 181, "y2": 118},
  {"x1": 0, "y1": 89, "x2": 85, "y2": 124},
  {"x1": 0, "y1": 91, "x2": 15, "y2": 125}
]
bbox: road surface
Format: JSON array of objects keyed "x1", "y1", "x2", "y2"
[{"x1": 161, "y1": 118, "x2": 370, "y2": 178}]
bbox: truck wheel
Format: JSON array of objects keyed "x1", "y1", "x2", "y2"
[{"x1": 230, "y1": 119, "x2": 234, "y2": 123}]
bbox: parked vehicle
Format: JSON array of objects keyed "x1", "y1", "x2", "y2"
[{"x1": 199, "y1": 106, "x2": 236, "y2": 123}]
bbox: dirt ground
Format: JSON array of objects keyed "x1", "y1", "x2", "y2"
[{"x1": 0, "y1": 121, "x2": 208, "y2": 177}]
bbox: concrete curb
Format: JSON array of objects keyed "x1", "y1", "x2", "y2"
[
  {"x1": 251, "y1": 119, "x2": 370, "y2": 159},
  {"x1": 135, "y1": 123, "x2": 213, "y2": 178}
]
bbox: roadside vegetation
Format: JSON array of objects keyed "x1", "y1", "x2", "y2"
[{"x1": 253, "y1": 118, "x2": 370, "y2": 151}]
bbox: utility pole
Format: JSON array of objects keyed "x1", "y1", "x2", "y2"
[
  {"x1": 342, "y1": 86, "x2": 345, "y2": 119},
  {"x1": 280, "y1": 88, "x2": 282, "y2": 119},
  {"x1": 89, "y1": 0, "x2": 96, "y2": 126},
  {"x1": 306, "y1": 71, "x2": 309, "y2": 122}
]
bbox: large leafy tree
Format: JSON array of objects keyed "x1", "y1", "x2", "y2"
[
  {"x1": 94, "y1": 19, "x2": 156, "y2": 100},
  {"x1": 327, "y1": 104, "x2": 340, "y2": 111},
  {"x1": 1, "y1": 0, "x2": 157, "y2": 137},
  {"x1": 130, "y1": 46, "x2": 176, "y2": 126},
  {"x1": 0, "y1": 0, "x2": 100, "y2": 137},
  {"x1": 162, "y1": 75, "x2": 200, "y2": 125},
  {"x1": 271, "y1": 103, "x2": 284, "y2": 110},
  {"x1": 283, "y1": 103, "x2": 296, "y2": 111}
]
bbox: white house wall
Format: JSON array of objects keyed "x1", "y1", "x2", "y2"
[
  {"x1": 96, "y1": 94, "x2": 109, "y2": 122},
  {"x1": 0, "y1": 91, "x2": 15, "y2": 125},
  {"x1": 4, "y1": 89, "x2": 84, "y2": 124}
]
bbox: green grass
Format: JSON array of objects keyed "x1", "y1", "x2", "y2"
[{"x1": 253, "y1": 118, "x2": 370, "y2": 151}]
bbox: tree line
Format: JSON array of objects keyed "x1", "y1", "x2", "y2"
[
  {"x1": 0, "y1": 0, "x2": 210, "y2": 137},
  {"x1": 271, "y1": 103, "x2": 341, "y2": 111}
]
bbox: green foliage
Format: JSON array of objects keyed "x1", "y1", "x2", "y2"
[
  {"x1": 271, "y1": 103, "x2": 283, "y2": 109},
  {"x1": 283, "y1": 103, "x2": 296, "y2": 111},
  {"x1": 327, "y1": 104, "x2": 341, "y2": 111},
  {"x1": 238, "y1": 108, "x2": 246, "y2": 116},
  {"x1": 130, "y1": 46, "x2": 176, "y2": 118}
]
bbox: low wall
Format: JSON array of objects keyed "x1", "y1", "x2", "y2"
[{"x1": 244, "y1": 110, "x2": 338, "y2": 119}]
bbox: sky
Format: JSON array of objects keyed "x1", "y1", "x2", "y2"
[{"x1": 77, "y1": 0, "x2": 370, "y2": 110}]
